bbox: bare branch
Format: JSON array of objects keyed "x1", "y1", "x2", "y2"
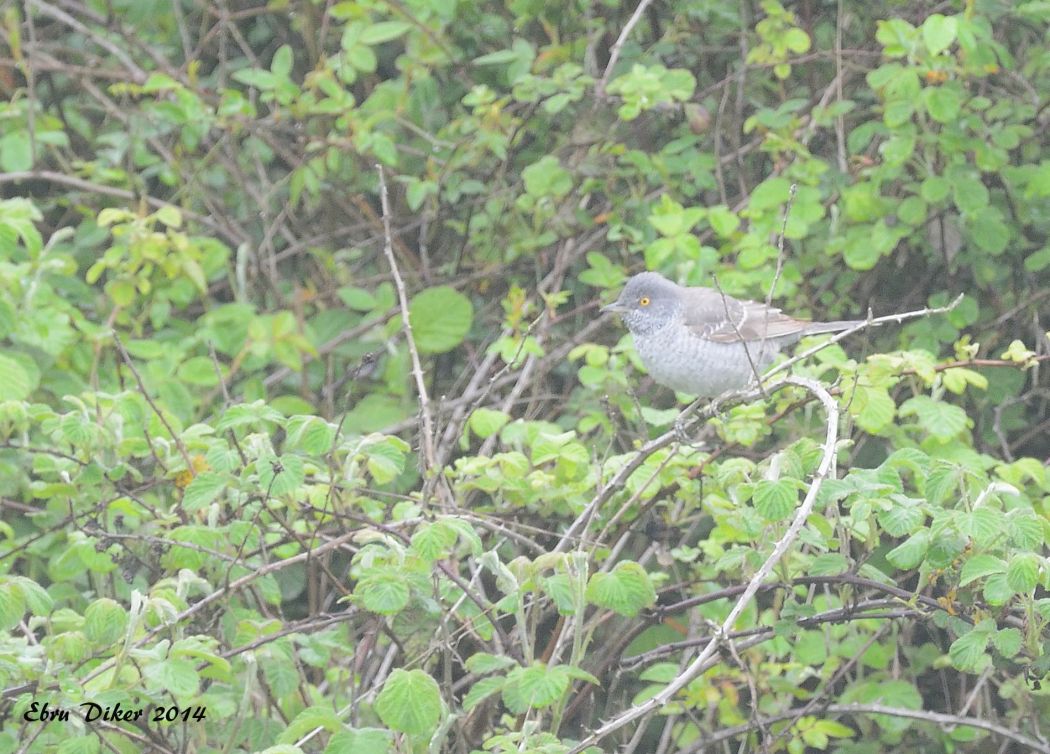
[
  {"x1": 596, "y1": 0, "x2": 655, "y2": 99},
  {"x1": 375, "y1": 166, "x2": 439, "y2": 478}
]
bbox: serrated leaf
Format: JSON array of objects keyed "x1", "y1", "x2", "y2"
[
  {"x1": 410, "y1": 520, "x2": 458, "y2": 561},
  {"x1": 900, "y1": 396, "x2": 969, "y2": 442},
  {"x1": 503, "y1": 663, "x2": 569, "y2": 713},
  {"x1": 324, "y1": 728, "x2": 393, "y2": 754},
  {"x1": 851, "y1": 385, "x2": 896, "y2": 434},
  {"x1": 585, "y1": 561, "x2": 655, "y2": 617},
  {"x1": 0, "y1": 581, "x2": 26, "y2": 632},
  {"x1": 542, "y1": 573, "x2": 578, "y2": 615},
  {"x1": 355, "y1": 569, "x2": 410, "y2": 615},
  {"x1": 375, "y1": 669, "x2": 442, "y2": 736},
  {"x1": 1006, "y1": 553, "x2": 1039, "y2": 593},
  {"x1": 258, "y1": 454, "x2": 305, "y2": 496},
  {"x1": 464, "y1": 653, "x2": 516, "y2": 674},
  {"x1": 143, "y1": 658, "x2": 200, "y2": 697},
  {"x1": 878, "y1": 500, "x2": 924, "y2": 537},
  {"x1": 83, "y1": 598, "x2": 127, "y2": 645},
  {"x1": 182, "y1": 472, "x2": 226, "y2": 511},
  {"x1": 285, "y1": 415, "x2": 336, "y2": 455},
  {"x1": 0, "y1": 352, "x2": 31, "y2": 400},
  {"x1": 959, "y1": 554, "x2": 1006, "y2": 587},
  {"x1": 966, "y1": 507, "x2": 1005, "y2": 548},
  {"x1": 753, "y1": 479, "x2": 797, "y2": 521},
  {"x1": 886, "y1": 529, "x2": 930, "y2": 569},
  {"x1": 463, "y1": 675, "x2": 505, "y2": 712},
  {"x1": 948, "y1": 629, "x2": 991, "y2": 673}
]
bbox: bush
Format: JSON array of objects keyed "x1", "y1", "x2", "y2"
[{"x1": 1, "y1": 1, "x2": 1048, "y2": 752}]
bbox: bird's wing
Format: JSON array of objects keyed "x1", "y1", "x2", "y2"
[{"x1": 681, "y1": 288, "x2": 810, "y2": 344}]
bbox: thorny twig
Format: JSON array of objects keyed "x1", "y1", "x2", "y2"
[{"x1": 375, "y1": 166, "x2": 441, "y2": 486}]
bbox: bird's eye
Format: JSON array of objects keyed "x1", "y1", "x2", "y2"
[{"x1": 639, "y1": 296, "x2": 650, "y2": 307}]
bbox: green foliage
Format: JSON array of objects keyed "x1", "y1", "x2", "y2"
[{"x1": 1, "y1": 0, "x2": 1048, "y2": 753}]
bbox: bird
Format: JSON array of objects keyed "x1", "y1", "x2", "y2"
[{"x1": 602, "y1": 271, "x2": 865, "y2": 397}]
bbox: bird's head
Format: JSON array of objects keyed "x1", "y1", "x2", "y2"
[{"x1": 602, "y1": 272, "x2": 681, "y2": 336}]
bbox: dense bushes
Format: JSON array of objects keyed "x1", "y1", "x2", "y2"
[{"x1": 0, "y1": 1, "x2": 1048, "y2": 752}]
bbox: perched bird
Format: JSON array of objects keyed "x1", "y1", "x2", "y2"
[{"x1": 602, "y1": 271, "x2": 865, "y2": 397}]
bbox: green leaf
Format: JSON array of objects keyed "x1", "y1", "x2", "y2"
[
  {"x1": 968, "y1": 207, "x2": 1010, "y2": 255},
  {"x1": 271, "y1": 45, "x2": 293, "y2": 77},
  {"x1": 948, "y1": 626, "x2": 991, "y2": 673},
  {"x1": 278, "y1": 706, "x2": 343, "y2": 744},
  {"x1": 375, "y1": 669, "x2": 442, "y2": 736},
  {"x1": 83, "y1": 598, "x2": 127, "y2": 645},
  {"x1": 408, "y1": 286, "x2": 474, "y2": 354},
  {"x1": 258, "y1": 454, "x2": 305, "y2": 496},
  {"x1": 878, "y1": 499, "x2": 924, "y2": 537},
  {"x1": 522, "y1": 155, "x2": 572, "y2": 198},
  {"x1": 360, "y1": 22, "x2": 412, "y2": 45},
  {"x1": 922, "y1": 14, "x2": 958, "y2": 55},
  {"x1": 921, "y1": 175, "x2": 951, "y2": 203},
  {"x1": 177, "y1": 356, "x2": 220, "y2": 386},
  {"x1": 753, "y1": 479, "x2": 797, "y2": 521},
  {"x1": 503, "y1": 663, "x2": 569, "y2": 712},
  {"x1": 324, "y1": 728, "x2": 393, "y2": 754},
  {"x1": 469, "y1": 408, "x2": 510, "y2": 439},
  {"x1": 182, "y1": 472, "x2": 226, "y2": 511},
  {"x1": 154, "y1": 205, "x2": 183, "y2": 229},
  {"x1": 0, "y1": 131, "x2": 32, "y2": 172},
  {"x1": 143, "y1": 658, "x2": 200, "y2": 698},
  {"x1": 410, "y1": 520, "x2": 458, "y2": 561},
  {"x1": 1006, "y1": 553, "x2": 1039, "y2": 593},
  {"x1": 463, "y1": 675, "x2": 505, "y2": 712},
  {"x1": 707, "y1": 205, "x2": 740, "y2": 237},
  {"x1": 966, "y1": 507, "x2": 1005, "y2": 548},
  {"x1": 0, "y1": 581, "x2": 26, "y2": 632},
  {"x1": 750, "y1": 177, "x2": 792, "y2": 211},
  {"x1": 899, "y1": 396, "x2": 969, "y2": 441},
  {"x1": 285, "y1": 415, "x2": 336, "y2": 455},
  {"x1": 991, "y1": 627, "x2": 1022, "y2": 658},
  {"x1": 808, "y1": 553, "x2": 849, "y2": 576},
  {"x1": 959, "y1": 554, "x2": 1007, "y2": 587},
  {"x1": 951, "y1": 174, "x2": 989, "y2": 215},
  {"x1": 356, "y1": 568, "x2": 410, "y2": 615},
  {"x1": 851, "y1": 385, "x2": 896, "y2": 434},
  {"x1": 0, "y1": 352, "x2": 32, "y2": 400},
  {"x1": 886, "y1": 529, "x2": 930, "y2": 569},
  {"x1": 542, "y1": 574, "x2": 578, "y2": 615},
  {"x1": 924, "y1": 463, "x2": 960, "y2": 506},
  {"x1": 923, "y1": 86, "x2": 960, "y2": 124},
  {"x1": 586, "y1": 561, "x2": 656, "y2": 617},
  {"x1": 465, "y1": 652, "x2": 517, "y2": 674}
]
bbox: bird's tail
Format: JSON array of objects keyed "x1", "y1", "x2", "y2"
[{"x1": 802, "y1": 319, "x2": 869, "y2": 335}]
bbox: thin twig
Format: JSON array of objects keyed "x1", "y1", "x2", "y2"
[
  {"x1": 113, "y1": 334, "x2": 194, "y2": 472},
  {"x1": 596, "y1": 0, "x2": 656, "y2": 99},
  {"x1": 711, "y1": 272, "x2": 765, "y2": 393},
  {"x1": 375, "y1": 166, "x2": 439, "y2": 477}
]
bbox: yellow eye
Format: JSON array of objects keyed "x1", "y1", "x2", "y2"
[{"x1": 639, "y1": 296, "x2": 650, "y2": 307}]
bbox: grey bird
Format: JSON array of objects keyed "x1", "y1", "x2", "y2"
[{"x1": 602, "y1": 271, "x2": 865, "y2": 397}]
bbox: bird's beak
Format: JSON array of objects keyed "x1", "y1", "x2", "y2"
[{"x1": 601, "y1": 300, "x2": 629, "y2": 314}]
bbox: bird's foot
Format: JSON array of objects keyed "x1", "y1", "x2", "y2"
[{"x1": 673, "y1": 415, "x2": 693, "y2": 444}]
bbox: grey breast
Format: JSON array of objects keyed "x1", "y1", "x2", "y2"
[{"x1": 631, "y1": 315, "x2": 783, "y2": 397}]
